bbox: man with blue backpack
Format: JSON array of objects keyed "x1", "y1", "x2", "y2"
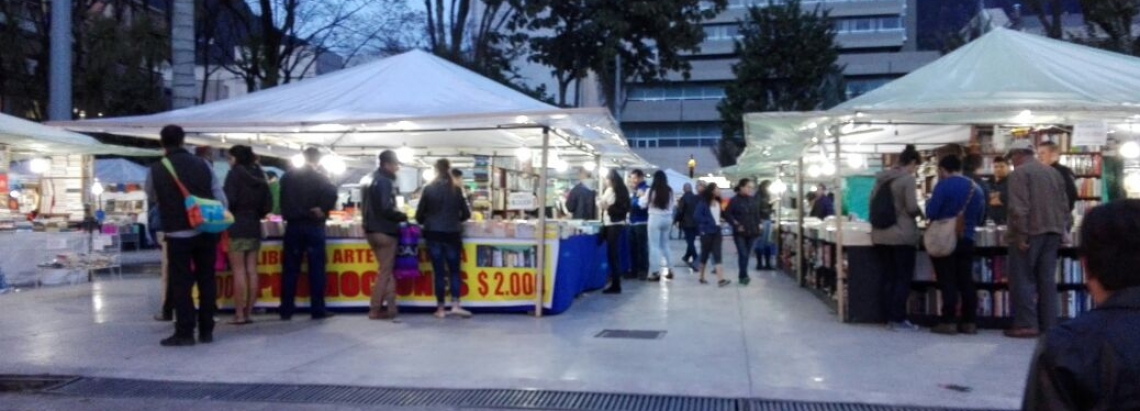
[{"x1": 147, "y1": 125, "x2": 225, "y2": 347}]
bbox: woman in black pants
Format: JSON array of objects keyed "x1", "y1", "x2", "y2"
[
  {"x1": 694, "y1": 183, "x2": 730, "y2": 286},
  {"x1": 599, "y1": 170, "x2": 630, "y2": 294}
]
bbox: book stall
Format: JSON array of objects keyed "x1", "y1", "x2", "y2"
[{"x1": 733, "y1": 28, "x2": 1140, "y2": 327}]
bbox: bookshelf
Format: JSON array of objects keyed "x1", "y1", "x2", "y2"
[{"x1": 462, "y1": 156, "x2": 540, "y2": 216}]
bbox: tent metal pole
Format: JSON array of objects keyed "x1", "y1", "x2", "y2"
[
  {"x1": 797, "y1": 156, "x2": 805, "y2": 287},
  {"x1": 834, "y1": 134, "x2": 846, "y2": 322},
  {"x1": 535, "y1": 127, "x2": 550, "y2": 318},
  {"x1": 595, "y1": 156, "x2": 604, "y2": 222}
]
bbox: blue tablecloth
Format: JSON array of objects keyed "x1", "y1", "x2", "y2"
[{"x1": 548, "y1": 233, "x2": 609, "y2": 314}]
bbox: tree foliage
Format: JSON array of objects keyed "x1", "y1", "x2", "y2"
[
  {"x1": 517, "y1": 0, "x2": 725, "y2": 107},
  {"x1": 715, "y1": 0, "x2": 844, "y2": 167},
  {"x1": 1077, "y1": 0, "x2": 1140, "y2": 55}
]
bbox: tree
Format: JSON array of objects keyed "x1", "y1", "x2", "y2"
[
  {"x1": 1078, "y1": 0, "x2": 1140, "y2": 55},
  {"x1": 715, "y1": 0, "x2": 844, "y2": 167},
  {"x1": 1023, "y1": 0, "x2": 1067, "y2": 39},
  {"x1": 518, "y1": 0, "x2": 726, "y2": 107},
  {"x1": 220, "y1": 0, "x2": 422, "y2": 93}
]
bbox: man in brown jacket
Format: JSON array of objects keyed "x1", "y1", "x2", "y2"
[{"x1": 1004, "y1": 140, "x2": 1070, "y2": 339}]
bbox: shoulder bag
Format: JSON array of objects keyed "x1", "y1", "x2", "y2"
[
  {"x1": 162, "y1": 159, "x2": 234, "y2": 234},
  {"x1": 923, "y1": 178, "x2": 975, "y2": 258}
]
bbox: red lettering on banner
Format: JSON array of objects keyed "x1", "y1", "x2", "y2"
[
  {"x1": 494, "y1": 272, "x2": 506, "y2": 296},
  {"x1": 477, "y1": 271, "x2": 489, "y2": 296},
  {"x1": 361, "y1": 271, "x2": 377, "y2": 296},
  {"x1": 523, "y1": 273, "x2": 535, "y2": 295},
  {"x1": 325, "y1": 272, "x2": 339, "y2": 297},
  {"x1": 459, "y1": 271, "x2": 469, "y2": 297},
  {"x1": 332, "y1": 250, "x2": 344, "y2": 264},
  {"x1": 459, "y1": 247, "x2": 467, "y2": 263},
  {"x1": 259, "y1": 250, "x2": 280, "y2": 265},
  {"x1": 341, "y1": 271, "x2": 360, "y2": 297},
  {"x1": 265, "y1": 272, "x2": 281, "y2": 298},
  {"x1": 417, "y1": 246, "x2": 430, "y2": 263},
  {"x1": 297, "y1": 275, "x2": 310, "y2": 297},
  {"x1": 413, "y1": 272, "x2": 433, "y2": 296}
]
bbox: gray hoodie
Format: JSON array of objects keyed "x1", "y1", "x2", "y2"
[{"x1": 870, "y1": 168, "x2": 922, "y2": 246}]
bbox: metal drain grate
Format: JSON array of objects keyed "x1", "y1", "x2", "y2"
[
  {"x1": 594, "y1": 329, "x2": 667, "y2": 340},
  {"x1": 41, "y1": 377, "x2": 1013, "y2": 411},
  {"x1": 0, "y1": 375, "x2": 74, "y2": 392}
]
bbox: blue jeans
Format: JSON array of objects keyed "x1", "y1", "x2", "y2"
[
  {"x1": 681, "y1": 227, "x2": 699, "y2": 262},
  {"x1": 753, "y1": 220, "x2": 773, "y2": 256},
  {"x1": 427, "y1": 240, "x2": 462, "y2": 306},
  {"x1": 733, "y1": 234, "x2": 757, "y2": 280},
  {"x1": 281, "y1": 224, "x2": 328, "y2": 318}
]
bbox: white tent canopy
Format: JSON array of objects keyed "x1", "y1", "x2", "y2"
[
  {"x1": 0, "y1": 112, "x2": 152, "y2": 157},
  {"x1": 54, "y1": 50, "x2": 647, "y2": 168},
  {"x1": 734, "y1": 28, "x2": 1140, "y2": 176}
]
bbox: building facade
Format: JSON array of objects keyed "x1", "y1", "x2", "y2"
[{"x1": 620, "y1": 0, "x2": 939, "y2": 175}]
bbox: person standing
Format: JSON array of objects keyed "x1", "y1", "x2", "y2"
[
  {"x1": 565, "y1": 168, "x2": 597, "y2": 220},
  {"x1": 598, "y1": 170, "x2": 630, "y2": 294},
  {"x1": 810, "y1": 184, "x2": 835, "y2": 219},
  {"x1": 724, "y1": 178, "x2": 761, "y2": 286},
  {"x1": 753, "y1": 180, "x2": 776, "y2": 270},
  {"x1": 416, "y1": 159, "x2": 473, "y2": 319},
  {"x1": 871, "y1": 145, "x2": 924, "y2": 332},
  {"x1": 645, "y1": 170, "x2": 674, "y2": 280},
  {"x1": 675, "y1": 183, "x2": 700, "y2": 269},
  {"x1": 278, "y1": 147, "x2": 338, "y2": 321},
  {"x1": 223, "y1": 145, "x2": 272, "y2": 325},
  {"x1": 147, "y1": 125, "x2": 220, "y2": 346},
  {"x1": 1005, "y1": 140, "x2": 1070, "y2": 339},
  {"x1": 627, "y1": 170, "x2": 650, "y2": 280},
  {"x1": 1037, "y1": 141, "x2": 1078, "y2": 214},
  {"x1": 1020, "y1": 200, "x2": 1140, "y2": 410},
  {"x1": 989, "y1": 156, "x2": 1011, "y2": 224},
  {"x1": 148, "y1": 203, "x2": 172, "y2": 322},
  {"x1": 925, "y1": 155, "x2": 985, "y2": 335},
  {"x1": 361, "y1": 150, "x2": 408, "y2": 321},
  {"x1": 694, "y1": 183, "x2": 730, "y2": 287}
]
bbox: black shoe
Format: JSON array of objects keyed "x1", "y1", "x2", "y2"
[
  {"x1": 153, "y1": 314, "x2": 172, "y2": 322},
  {"x1": 602, "y1": 287, "x2": 622, "y2": 294},
  {"x1": 160, "y1": 335, "x2": 196, "y2": 347},
  {"x1": 198, "y1": 334, "x2": 214, "y2": 344},
  {"x1": 665, "y1": 272, "x2": 674, "y2": 280},
  {"x1": 312, "y1": 311, "x2": 336, "y2": 320},
  {"x1": 280, "y1": 314, "x2": 293, "y2": 321},
  {"x1": 739, "y1": 277, "x2": 751, "y2": 286}
]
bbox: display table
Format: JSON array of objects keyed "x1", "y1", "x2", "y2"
[
  {"x1": 0, "y1": 231, "x2": 94, "y2": 287},
  {"x1": 215, "y1": 234, "x2": 608, "y2": 315}
]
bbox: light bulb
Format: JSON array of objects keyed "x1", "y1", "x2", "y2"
[
  {"x1": 515, "y1": 147, "x2": 532, "y2": 161},
  {"x1": 9, "y1": 190, "x2": 19, "y2": 198},
  {"x1": 583, "y1": 161, "x2": 597, "y2": 171},
  {"x1": 807, "y1": 164, "x2": 822, "y2": 178},
  {"x1": 770, "y1": 180, "x2": 787, "y2": 195},
  {"x1": 320, "y1": 155, "x2": 346, "y2": 175},
  {"x1": 554, "y1": 159, "x2": 568, "y2": 172},
  {"x1": 1120, "y1": 141, "x2": 1140, "y2": 159},
  {"x1": 846, "y1": 154, "x2": 865, "y2": 169},
  {"x1": 29, "y1": 158, "x2": 49, "y2": 174},
  {"x1": 1125, "y1": 173, "x2": 1140, "y2": 192},
  {"x1": 821, "y1": 162, "x2": 837, "y2": 176},
  {"x1": 423, "y1": 168, "x2": 436, "y2": 181},
  {"x1": 598, "y1": 165, "x2": 610, "y2": 178},
  {"x1": 396, "y1": 145, "x2": 415, "y2": 163},
  {"x1": 91, "y1": 181, "x2": 104, "y2": 196},
  {"x1": 290, "y1": 154, "x2": 305, "y2": 168}
]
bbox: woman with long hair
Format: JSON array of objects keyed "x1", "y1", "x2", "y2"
[
  {"x1": 723, "y1": 178, "x2": 761, "y2": 285},
  {"x1": 694, "y1": 183, "x2": 730, "y2": 286},
  {"x1": 753, "y1": 180, "x2": 776, "y2": 270},
  {"x1": 416, "y1": 158, "x2": 473, "y2": 318},
  {"x1": 224, "y1": 145, "x2": 272, "y2": 325},
  {"x1": 598, "y1": 169, "x2": 631, "y2": 294},
  {"x1": 644, "y1": 170, "x2": 674, "y2": 280}
]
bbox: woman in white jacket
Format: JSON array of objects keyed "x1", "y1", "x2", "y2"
[{"x1": 645, "y1": 170, "x2": 675, "y2": 280}]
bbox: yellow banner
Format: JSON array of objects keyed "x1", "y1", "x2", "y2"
[{"x1": 216, "y1": 238, "x2": 558, "y2": 309}]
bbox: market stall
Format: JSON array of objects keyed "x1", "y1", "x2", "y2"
[
  {"x1": 57, "y1": 50, "x2": 648, "y2": 314},
  {"x1": 0, "y1": 113, "x2": 155, "y2": 287},
  {"x1": 737, "y1": 28, "x2": 1140, "y2": 327}
]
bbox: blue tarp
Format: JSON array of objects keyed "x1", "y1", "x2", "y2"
[{"x1": 95, "y1": 159, "x2": 149, "y2": 184}]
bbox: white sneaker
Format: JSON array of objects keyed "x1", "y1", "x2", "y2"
[
  {"x1": 449, "y1": 307, "x2": 473, "y2": 318},
  {"x1": 888, "y1": 321, "x2": 921, "y2": 332}
]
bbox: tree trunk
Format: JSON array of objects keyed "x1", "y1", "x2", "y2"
[{"x1": 171, "y1": 0, "x2": 196, "y2": 109}]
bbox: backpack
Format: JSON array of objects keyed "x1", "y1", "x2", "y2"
[
  {"x1": 608, "y1": 195, "x2": 630, "y2": 223},
  {"x1": 870, "y1": 178, "x2": 897, "y2": 229}
]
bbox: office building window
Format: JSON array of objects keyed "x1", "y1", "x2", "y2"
[
  {"x1": 846, "y1": 77, "x2": 893, "y2": 98},
  {"x1": 834, "y1": 16, "x2": 904, "y2": 34},
  {"x1": 627, "y1": 83, "x2": 726, "y2": 102},
  {"x1": 703, "y1": 24, "x2": 740, "y2": 41},
  {"x1": 725, "y1": 0, "x2": 892, "y2": 10},
  {"x1": 624, "y1": 123, "x2": 722, "y2": 148}
]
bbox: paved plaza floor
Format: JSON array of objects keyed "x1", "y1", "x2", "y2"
[{"x1": 0, "y1": 240, "x2": 1035, "y2": 409}]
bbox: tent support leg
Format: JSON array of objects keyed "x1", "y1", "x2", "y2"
[
  {"x1": 797, "y1": 156, "x2": 805, "y2": 287},
  {"x1": 535, "y1": 127, "x2": 550, "y2": 317},
  {"x1": 834, "y1": 135, "x2": 846, "y2": 322}
]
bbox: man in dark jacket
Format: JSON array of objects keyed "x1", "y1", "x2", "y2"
[
  {"x1": 146, "y1": 125, "x2": 220, "y2": 347},
  {"x1": 674, "y1": 183, "x2": 700, "y2": 268},
  {"x1": 361, "y1": 150, "x2": 407, "y2": 321},
  {"x1": 565, "y1": 168, "x2": 597, "y2": 220},
  {"x1": 278, "y1": 147, "x2": 338, "y2": 320},
  {"x1": 1038, "y1": 141, "x2": 1078, "y2": 214},
  {"x1": 628, "y1": 170, "x2": 650, "y2": 279},
  {"x1": 1021, "y1": 200, "x2": 1140, "y2": 410}
]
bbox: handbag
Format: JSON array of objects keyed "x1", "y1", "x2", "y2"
[
  {"x1": 162, "y1": 159, "x2": 234, "y2": 234},
  {"x1": 923, "y1": 178, "x2": 975, "y2": 258}
]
